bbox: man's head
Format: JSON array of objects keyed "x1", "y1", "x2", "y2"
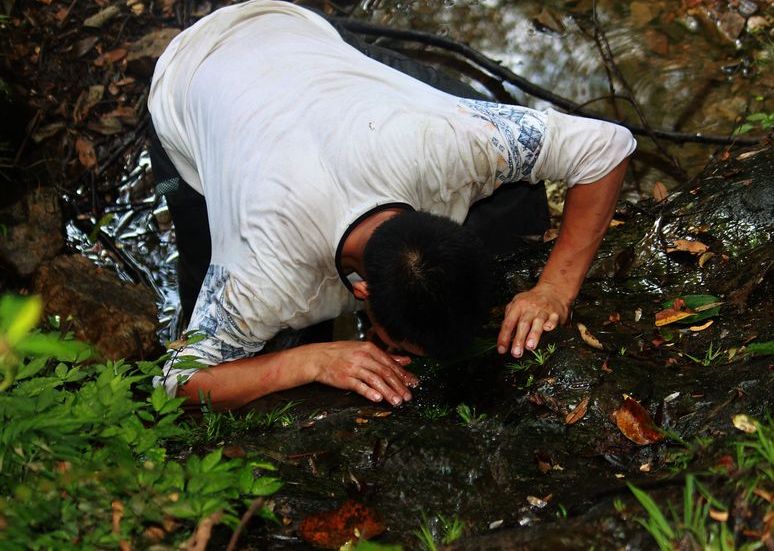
[{"x1": 358, "y1": 211, "x2": 491, "y2": 358}]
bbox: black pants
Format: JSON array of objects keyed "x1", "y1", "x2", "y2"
[{"x1": 149, "y1": 27, "x2": 550, "y2": 329}]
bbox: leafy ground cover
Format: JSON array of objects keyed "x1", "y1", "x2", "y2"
[{"x1": 0, "y1": 295, "x2": 281, "y2": 549}]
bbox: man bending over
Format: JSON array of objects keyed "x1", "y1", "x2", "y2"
[{"x1": 148, "y1": 0, "x2": 636, "y2": 409}]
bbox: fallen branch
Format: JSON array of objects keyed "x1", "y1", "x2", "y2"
[
  {"x1": 226, "y1": 497, "x2": 266, "y2": 551},
  {"x1": 185, "y1": 511, "x2": 223, "y2": 551},
  {"x1": 334, "y1": 18, "x2": 763, "y2": 147}
]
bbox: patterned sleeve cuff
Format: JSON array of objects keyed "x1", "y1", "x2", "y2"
[{"x1": 458, "y1": 99, "x2": 547, "y2": 184}]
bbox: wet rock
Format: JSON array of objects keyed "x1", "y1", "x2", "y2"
[
  {"x1": 33, "y1": 254, "x2": 161, "y2": 360},
  {"x1": 629, "y1": 2, "x2": 660, "y2": 28},
  {"x1": 737, "y1": 0, "x2": 758, "y2": 17},
  {"x1": 718, "y1": 11, "x2": 746, "y2": 41},
  {"x1": 644, "y1": 29, "x2": 670, "y2": 56},
  {"x1": 0, "y1": 187, "x2": 63, "y2": 278}
]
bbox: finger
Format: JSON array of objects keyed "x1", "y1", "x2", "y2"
[
  {"x1": 525, "y1": 314, "x2": 548, "y2": 350},
  {"x1": 498, "y1": 305, "x2": 520, "y2": 354},
  {"x1": 543, "y1": 312, "x2": 560, "y2": 331},
  {"x1": 366, "y1": 360, "x2": 413, "y2": 404},
  {"x1": 367, "y1": 347, "x2": 415, "y2": 397},
  {"x1": 357, "y1": 360, "x2": 408, "y2": 405},
  {"x1": 511, "y1": 317, "x2": 533, "y2": 358},
  {"x1": 389, "y1": 356, "x2": 419, "y2": 387},
  {"x1": 349, "y1": 378, "x2": 383, "y2": 403},
  {"x1": 391, "y1": 355, "x2": 412, "y2": 366}
]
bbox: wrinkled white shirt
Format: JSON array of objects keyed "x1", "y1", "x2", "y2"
[{"x1": 148, "y1": 0, "x2": 636, "y2": 395}]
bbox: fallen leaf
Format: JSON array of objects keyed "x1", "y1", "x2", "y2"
[
  {"x1": 84, "y1": 5, "x2": 121, "y2": 28},
  {"x1": 73, "y1": 84, "x2": 104, "y2": 123},
  {"x1": 609, "y1": 219, "x2": 625, "y2": 228},
  {"x1": 698, "y1": 251, "x2": 715, "y2": 268},
  {"x1": 612, "y1": 396, "x2": 664, "y2": 445},
  {"x1": 127, "y1": 0, "x2": 145, "y2": 16},
  {"x1": 709, "y1": 509, "x2": 729, "y2": 522},
  {"x1": 354, "y1": 418, "x2": 369, "y2": 425},
  {"x1": 601, "y1": 359, "x2": 612, "y2": 373},
  {"x1": 639, "y1": 463, "x2": 651, "y2": 472},
  {"x1": 689, "y1": 320, "x2": 714, "y2": 332},
  {"x1": 88, "y1": 116, "x2": 123, "y2": 135},
  {"x1": 543, "y1": 228, "x2": 559, "y2": 242},
  {"x1": 94, "y1": 47, "x2": 127, "y2": 67},
  {"x1": 74, "y1": 36, "x2": 100, "y2": 57},
  {"x1": 655, "y1": 298, "x2": 695, "y2": 327},
  {"x1": 666, "y1": 239, "x2": 709, "y2": 255},
  {"x1": 754, "y1": 488, "x2": 773, "y2": 503},
  {"x1": 32, "y1": 122, "x2": 65, "y2": 143},
  {"x1": 75, "y1": 137, "x2": 97, "y2": 169},
  {"x1": 577, "y1": 323, "x2": 603, "y2": 350},
  {"x1": 564, "y1": 396, "x2": 590, "y2": 425},
  {"x1": 371, "y1": 411, "x2": 392, "y2": 418},
  {"x1": 526, "y1": 495, "x2": 548, "y2": 508},
  {"x1": 652, "y1": 181, "x2": 669, "y2": 202},
  {"x1": 634, "y1": 308, "x2": 643, "y2": 322},
  {"x1": 732, "y1": 414, "x2": 757, "y2": 433},
  {"x1": 608, "y1": 312, "x2": 621, "y2": 323},
  {"x1": 222, "y1": 445, "x2": 246, "y2": 458},
  {"x1": 127, "y1": 28, "x2": 181, "y2": 62},
  {"x1": 298, "y1": 500, "x2": 384, "y2": 549}
]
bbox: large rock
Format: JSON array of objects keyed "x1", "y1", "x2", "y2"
[
  {"x1": 0, "y1": 187, "x2": 63, "y2": 277},
  {"x1": 34, "y1": 254, "x2": 161, "y2": 360}
]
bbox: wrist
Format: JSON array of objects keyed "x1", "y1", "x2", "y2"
[{"x1": 535, "y1": 279, "x2": 576, "y2": 308}]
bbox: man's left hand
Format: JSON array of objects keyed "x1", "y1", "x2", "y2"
[{"x1": 497, "y1": 282, "x2": 570, "y2": 358}]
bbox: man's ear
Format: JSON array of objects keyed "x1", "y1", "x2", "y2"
[{"x1": 352, "y1": 280, "x2": 369, "y2": 300}]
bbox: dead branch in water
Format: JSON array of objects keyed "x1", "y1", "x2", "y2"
[{"x1": 333, "y1": 18, "x2": 764, "y2": 147}]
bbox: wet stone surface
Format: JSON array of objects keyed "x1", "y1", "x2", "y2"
[{"x1": 204, "y1": 146, "x2": 773, "y2": 550}]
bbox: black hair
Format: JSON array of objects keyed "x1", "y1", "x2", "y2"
[{"x1": 363, "y1": 211, "x2": 492, "y2": 358}]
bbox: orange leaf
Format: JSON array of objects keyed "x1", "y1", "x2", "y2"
[
  {"x1": 75, "y1": 137, "x2": 97, "y2": 169},
  {"x1": 565, "y1": 396, "x2": 590, "y2": 425},
  {"x1": 298, "y1": 500, "x2": 384, "y2": 549},
  {"x1": 666, "y1": 239, "x2": 709, "y2": 255},
  {"x1": 655, "y1": 298, "x2": 695, "y2": 327},
  {"x1": 612, "y1": 396, "x2": 664, "y2": 445},
  {"x1": 652, "y1": 181, "x2": 668, "y2": 202},
  {"x1": 577, "y1": 323, "x2": 603, "y2": 350}
]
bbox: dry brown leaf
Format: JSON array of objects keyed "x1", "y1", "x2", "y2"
[
  {"x1": 354, "y1": 417, "x2": 369, "y2": 425},
  {"x1": 127, "y1": 28, "x2": 181, "y2": 61},
  {"x1": 709, "y1": 509, "x2": 729, "y2": 522},
  {"x1": 526, "y1": 495, "x2": 548, "y2": 508},
  {"x1": 75, "y1": 36, "x2": 100, "y2": 58},
  {"x1": 372, "y1": 411, "x2": 392, "y2": 418},
  {"x1": 298, "y1": 500, "x2": 384, "y2": 549},
  {"x1": 73, "y1": 84, "x2": 104, "y2": 123},
  {"x1": 652, "y1": 181, "x2": 669, "y2": 202},
  {"x1": 689, "y1": 320, "x2": 714, "y2": 332},
  {"x1": 75, "y1": 137, "x2": 97, "y2": 169},
  {"x1": 612, "y1": 396, "x2": 664, "y2": 445},
  {"x1": 698, "y1": 251, "x2": 715, "y2": 268},
  {"x1": 666, "y1": 239, "x2": 709, "y2": 255},
  {"x1": 655, "y1": 298, "x2": 695, "y2": 327},
  {"x1": 88, "y1": 116, "x2": 123, "y2": 135},
  {"x1": 564, "y1": 396, "x2": 590, "y2": 425},
  {"x1": 754, "y1": 488, "x2": 773, "y2": 503},
  {"x1": 609, "y1": 219, "x2": 625, "y2": 228},
  {"x1": 84, "y1": 5, "x2": 121, "y2": 28},
  {"x1": 94, "y1": 47, "x2": 127, "y2": 67},
  {"x1": 543, "y1": 228, "x2": 559, "y2": 242},
  {"x1": 732, "y1": 414, "x2": 757, "y2": 433},
  {"x1": 32, "y1": 122, "x2": 65, "y2": 143},
  {"x1": 577, "y1": 323, "x2": 603, "y2": 350}
]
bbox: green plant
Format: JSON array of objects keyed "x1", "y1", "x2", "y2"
[
  {"x1": 193, "y1": 400, "x2": 299, "y2": 445},
  {"x1": 683, "y1": 342, "x2": 724, "y2": 367},
  {"x1": 735, "y1": 111, "x2": 774, "y2": 135},
  {"x1": 419, "y1": 404, "x2": 451, "y2": 420},
  {"x1": 505, "y1": 343, "x2": 556, "y2": 373},
  {"x1": 0, "y1": 294, "x2": 282, "y2": 548},
  {"x1": 456, "y1": 403, "x2": 486, "y2": 425},
  {"x1": 414, "y1": 514, "x2": 464, "y2": 551}
]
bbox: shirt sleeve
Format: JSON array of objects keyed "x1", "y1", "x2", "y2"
[
  {"x1": 153, "y1": 264, "x2": 266, "y2": 396},
  {"x1": 532, "y1": 109, "x2": 637, "y2": 186}
]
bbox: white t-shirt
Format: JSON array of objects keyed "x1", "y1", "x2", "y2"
[{"x1": 148, "y1": 0, "x2": 636, "y2": 395}]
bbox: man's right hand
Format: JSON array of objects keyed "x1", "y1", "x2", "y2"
[
  {"x1": 178, "y1": 340, "x2": 417, "y2": 410},
  {"x1": 309, "y1": 341, "x2": 417, "y2": 406}
]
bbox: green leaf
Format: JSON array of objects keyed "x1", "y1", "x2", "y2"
[
  {"x1": 3, "y1": 295, "x2": 42, "y2": 345},
  {"x1": 88, "y1": 213, "x2": 115, "y2": 244},
  {"x1": 662, "y1": 294, "x2": 721, "y2": 325},
  {"x1": 201, "y1": 448, "x2": 223, "y2": 473},
  {"x1": 150, "y1": 386, "x2": 168, "y2": 413},
  {"x1": 251, "y1": 476, "x2": 282, "y2": 496},
  {"x1": 745, "y1": 341, "x2": 774, "y2": 357},
  {"x1": 628, "y1": 483, "x2": 674, "y2": 540},
  {"x1": 16, "y1": 333, "x2": 90, "y2": 362}
]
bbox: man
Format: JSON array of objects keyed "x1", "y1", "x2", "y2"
[{"x1": 149, "y1": 0, "x2": 635, "y2": 410}]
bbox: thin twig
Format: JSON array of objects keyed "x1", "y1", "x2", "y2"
[
  {"x1": 185, "y1": 511, "x2": 223, "y2": 551},
  {"x1": 226, "y1": 497, "x2": 266, "y2": 551},
  {"x1": 333, "y1": 18, "x2": 764, "y2": 147}
]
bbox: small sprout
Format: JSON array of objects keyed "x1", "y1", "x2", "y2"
[
  {"x1": 420, "y1": 404, "x2": 451, "y2": 420},
  {"x1": 456, "y1": 403, "x2": 486, "y2": 425},
  {"x1": 556, "y1": 503, "x2": 568, "y2": 518},
  {"x1": 619, "y1": 346, "x2": 627, "y2": 357},
  {"x1": 682, "y1": 342, "x2": 723, "y2": 367}
]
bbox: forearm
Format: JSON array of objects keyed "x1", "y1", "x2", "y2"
[
  {"x1": 179, "y1": 345, "x2": 318, "y2": 410},
  {"x1": 539, "y1": 158, "x2": 629, "y2": 304}
]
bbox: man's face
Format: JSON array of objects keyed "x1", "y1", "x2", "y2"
[{"x1": 365, "y1": 306, "x2": 425, "y2": 356}]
